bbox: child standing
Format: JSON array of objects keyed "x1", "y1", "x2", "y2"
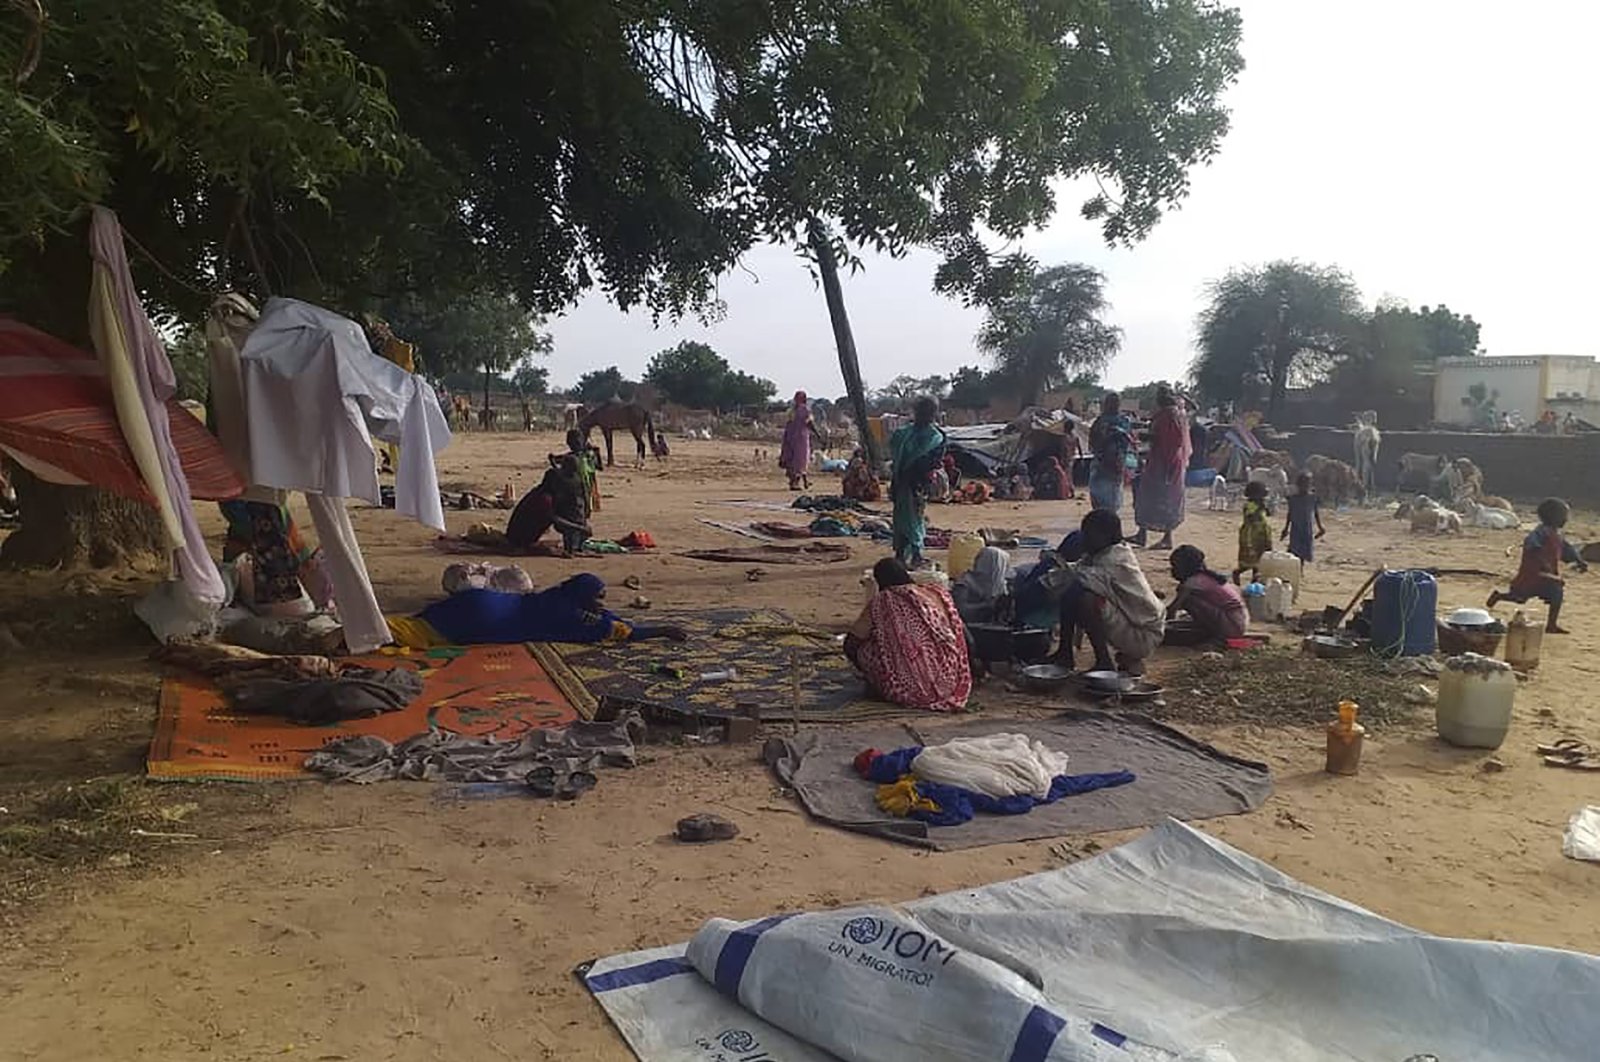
[
  {"x1": 1488, "y1": 497, "x2": 1589, "y2": 633},
  {"x1": 1281, "y1": 472, "x2": 1326, "y2": 563},
  {"x1": 1234, "y1": 479, "x2": 1273, "y2": 584}
]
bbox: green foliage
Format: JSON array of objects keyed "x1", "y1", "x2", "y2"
[
  {"x1": 977, "y1": 264, "x2": 1121, "y2": 407},
  {"x1": 165, "y1": 330, "x2": 210, "y2": 405},
  {"x1": 945, "y1": 366, "x2": 995, "y2": 412},
  {"x1": 1191, "y1": 261, "x2": 1364, "y2": 418},
  {"x1": 511, "y1": 363, "x2": 550, "y2": 397},
  {"x1": 874, "y1": 375, "x2": 950, "y2": 410},
  {"x1": 573, "y1": 367, "x2": 638, "y2": 406},
  {"x1": 643, "y1": 340, "x2": 776, "y2": 411},
  {"x1": 377, "y1": 291, "x2": 550, "y2": 380}
]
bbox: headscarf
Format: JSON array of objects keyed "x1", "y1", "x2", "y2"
[{"x1": 954, "y1": 547, "x2": 1011, "y2": 608}]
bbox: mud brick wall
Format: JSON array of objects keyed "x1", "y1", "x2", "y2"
[{"x1": 1281, "y1": 429, "x2": 1600, "y2": 506}]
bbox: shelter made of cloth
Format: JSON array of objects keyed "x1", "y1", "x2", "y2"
[{"x1": 0, "y1": 318, "x2": 243, "y2": 503}]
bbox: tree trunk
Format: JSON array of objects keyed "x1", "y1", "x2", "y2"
[
  {"x1": 808, "y1": 222, "x2": 881, "y2": 466},
  {"x1": 0, "y1": 463, "x2": 167, "y2": 571},
  {"x1": 1268, "y1": 347, "x2": 1290, "y2": 424}
]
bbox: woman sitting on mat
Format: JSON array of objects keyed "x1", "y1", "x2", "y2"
[
  {"x1": 1164, "y1": 544, "x2": 1247, "y2": 645},
  {"x1": 845, "y1": 557, "x2": 972, "y2": 711},
  {"x1": 387, "y1": 573, "x2": 686, "y2": 648}
]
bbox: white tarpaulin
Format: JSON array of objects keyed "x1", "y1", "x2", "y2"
[{"x1": 582, "y1": 820, "x2": 1600, "y2": 1061}]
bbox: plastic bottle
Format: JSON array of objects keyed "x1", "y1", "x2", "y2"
[
  {"x1": 699, "y1": 667, "x2": 739, "y2": 683},
  {"x1": 1325, "y1": 700, "x2": 1365, "y2": 775},
  {"x1": 1504, "y1": 608, "x2": 1544, "y2": 672}
]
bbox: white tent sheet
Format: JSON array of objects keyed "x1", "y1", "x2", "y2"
[{"x1": 583, "y1": 820, "x2": 1600, "y2": 1062}]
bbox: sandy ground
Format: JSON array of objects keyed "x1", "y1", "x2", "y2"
[{"x1": 3, "y1": 432, "x2": 1600, "y2": 1061}]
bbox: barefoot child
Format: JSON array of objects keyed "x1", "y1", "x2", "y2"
[
  {"x1": 1233, "y1": 479, "x2": 1273, "y2": 584},
  {"x1": 1281, "y1": 472, "x2": 1326, "y2": 562},
  {"x1": 1488, "y1": 497, "x2": 1589, "y2": 633}
]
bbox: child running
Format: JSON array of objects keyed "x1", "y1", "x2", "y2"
[
  {"x1": 1280, "y1": 472, "x2": 1326, "y2": 562},
  {"x1": 1488, "y1": 497, "x2": 1589, "y2": 634},
  {"x1": 1233, "y1": 479, "x2": 1273, "y2": 584}
]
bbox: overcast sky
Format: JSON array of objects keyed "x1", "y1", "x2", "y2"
[{"x1": 545, "y1": 1, "x2": 1600, "y2": 397}]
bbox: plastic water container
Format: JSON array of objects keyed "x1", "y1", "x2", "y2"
[
  {"x1": 1504, "y1": 609, "x2": 1544, "y2": 672},
  {"x1": 947, "y1": 532, "x2": 984, "y2": 580},
  {"x1": 1437, "y1": 654, "x2": 1517, "y2": 748},
  {"x1": 1257, "y1": 551, "x2": 1304, "y2": 603},
  {"x1": 1371, "y1": 569, "x2": 1438, "y2": 657},
  {"x1": 1263, "y1": 578, "x2": 1294, "y2": 622}
]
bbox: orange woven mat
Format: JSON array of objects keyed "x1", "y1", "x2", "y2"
[{"x1": 148, "y1": 644, "x2": 582, "y2": 781}]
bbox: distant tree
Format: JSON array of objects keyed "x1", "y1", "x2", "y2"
[
  {"x1": 512, "y1": 362, "x2": 550, "y2": 397},
  {"x1": 719, "y1": 370, "x2": 778, "y2": 410},
  {"x1": 874, "y1": 375, "x2": 950, "y2": 409},
  {"x1": 945, "y1": 366, "x2": 996, "y2": 412},
  {"x1": 1462, "y1": 381, "x2": 1500, "y2": 429},
  {"x1": 574, "y1": 367, "x2": 637, "y2": 406},
  {"x1": 1119, "y1": 380, "x2": 1177, "y2": 409},
  {"x1": 643, "y1": 340, "x2": 777, "y2": 410},
  {"x1": 978, "y1": 264, "x2": 1122, "y2": 407},
  {"x1": 1418, "y1": 304, "x2": 1482, "y2": 359},
  {"x1": 1192, "y1": 261, "x2": 1364, "y2": 420},
  {"x1": 380, "y1": 292, "x2": 551, "y2": 410}
]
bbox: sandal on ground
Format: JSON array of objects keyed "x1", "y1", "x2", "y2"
[
  {"x1": 1543, "y1": 755, "x2": 1600, "y2": 771},
  {"x1": 1536, "y1": 739, "x2": 1592, "y2": 759}
]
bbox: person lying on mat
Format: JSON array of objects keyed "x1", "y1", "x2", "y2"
[
  {"x1": 505, "y1": 457, "x2": 590, "y2": 554},
  {"x1": 1163, "y1": 544, "x2": 1247, "y2": 646},
  {"x1": 387, "y1": 573, "x2": 686, "y2": 648},
  {"x1": 844, "y1": 557, "x2": 972, "y2": 711},
  {"x1": 1048, "y1": 510, "x2": 1164, "y2": 675}
]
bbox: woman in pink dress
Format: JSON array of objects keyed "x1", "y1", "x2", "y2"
[
  {"x1": 845, "y1": 558, "x2": 972, "y2": 711},
  {"x1": 778, "y1": 391, "x2": 820, "y2": 490}
]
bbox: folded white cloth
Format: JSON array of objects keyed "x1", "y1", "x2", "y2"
[{"x1": 911, "y1": 732, "x2": 1070, "y2": 800}]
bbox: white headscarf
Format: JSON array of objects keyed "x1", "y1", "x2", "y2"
[{"x1": 955, "y1": 547, "x2": 1012, "y2": 608}]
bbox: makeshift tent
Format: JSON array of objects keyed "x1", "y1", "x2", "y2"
[{"x1": 0, "y1": 318, "x2": 243, "y2": 503}]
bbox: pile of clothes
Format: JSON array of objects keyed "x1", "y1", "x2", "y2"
[{"x1": 855, "y1": 732, "x2": 1134, "y2": 827}]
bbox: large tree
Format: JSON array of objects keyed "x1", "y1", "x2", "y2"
[
  {"x1": 1192, "y1": 260, "x2": 1364, "y2": 420},
  {"x1": 2, "y1": 0, "x2": 1244, "y2": 567},
  {"x1": 378, "y1": 292, "x2": 551, "y2": 411},
  {"x1": 643, "y1": 340, "x2": 776, "y2": 411},
  {"x1": 978, "y1": 264, "x2": 1122, "y2": 407},
  {"x1": 573, "y1": 367, "x2": 638, "y2": 407},
  {"x1": 624, "y1": 1, "x2": 1244, "y2": 458}
]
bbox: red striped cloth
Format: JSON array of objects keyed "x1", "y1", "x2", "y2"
[{"x1": 0, "y1": 318, "x2": 244, "y2": 503}]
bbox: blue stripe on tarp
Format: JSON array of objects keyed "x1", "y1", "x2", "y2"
[
  {"x1": 585, "y1": 958, "x2": 695, "y2": 993},
  {"x1": 1091, "y1": 1023, "x2": 1128, "y2": 1047},
  {"x1": 1008, "y1": 1005, "x2": 1067, "y2": 1062},
  {"x1": 712, "y1": 915, "x2": 793, "y2": 997}
]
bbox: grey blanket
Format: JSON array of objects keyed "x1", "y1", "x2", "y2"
[
  {"x1": 771, "y1": 711, "x2": 1272, "y2": 850},
  {"x1": 305, "y1": 713, "x2": 643, "y2": 786},
  {"x1": 229, "y1": 666, "x2": 423, "y2": 725}
]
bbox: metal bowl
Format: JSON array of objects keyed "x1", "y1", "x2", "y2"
[
  {"x1": 1081, "y1": 669, "x2": 1136, "y2": 692},
  {"x1": 1303, "y1": 634, "x2": 1363, "y2": 660},
  {"x1": 1018, "y1": 663, "x2": 1074, "y2": 693}
]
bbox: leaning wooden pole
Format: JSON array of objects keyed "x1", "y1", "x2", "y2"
[{"x1": 808, "y1": 221, "x2": 882, "y2": 467}]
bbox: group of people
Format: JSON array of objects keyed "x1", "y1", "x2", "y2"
[{"x1": 1087, "y1": 387, "x2": 1193, "y2": 550}]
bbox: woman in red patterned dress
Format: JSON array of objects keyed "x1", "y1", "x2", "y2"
[{"x1": 845, "y1": 558, "x2": 972, "y2": 711}]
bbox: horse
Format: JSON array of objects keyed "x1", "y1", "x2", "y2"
[
  {"x1": 1352, "y1": 410, "x2": 1381, "y2": 499},
  {"x1": 578, "y1": 400, "x2": 654, "y2": 468},
  {"x1": 451, "y1": 394, "x2": 474, "y2": 432}
]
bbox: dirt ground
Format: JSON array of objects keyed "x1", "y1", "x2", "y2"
[{"x1": 3, "y1": 432, "x2": 1600, "y2": 1061}]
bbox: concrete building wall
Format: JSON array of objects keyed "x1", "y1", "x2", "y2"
[{"x1": 1433, "y1": 358, "x2": 1543, "y2": 425}]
